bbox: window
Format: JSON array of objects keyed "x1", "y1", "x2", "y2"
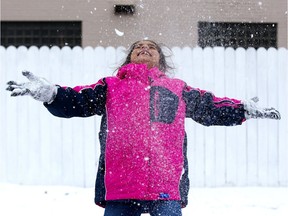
[
  {"x1": 198, "y1": 22, "x2": 277, "y2": 49},
  {"x1": 114, "y1": 5, "x2": 135, "y2": 15},
  {"x1": 1, "y1": 21, "x2": 82, "y2": 48}
]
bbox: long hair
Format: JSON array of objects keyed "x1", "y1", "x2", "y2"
[{"x1": 119, "y1": 40, "x2": 174, "y2": 73}]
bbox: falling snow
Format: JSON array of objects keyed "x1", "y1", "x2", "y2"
[{"x1": 115, "y1": 28, "x2": 124, "y2": 37}]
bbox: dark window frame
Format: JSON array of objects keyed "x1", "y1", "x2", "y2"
[
  {"x1": 198, "y1": 22, "x2": 277, "y2": 49},
  {"x1": 1, "y1": 21, "x2": 82, "y2": 48}
]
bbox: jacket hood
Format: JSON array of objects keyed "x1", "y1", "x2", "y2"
[{"x1": 117, "y1": 63, "x2": 166, "y2": 83}]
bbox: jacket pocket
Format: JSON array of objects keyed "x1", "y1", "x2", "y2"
[{"x1": 150, "y1": 86, "x2": 179, "y2": 124}]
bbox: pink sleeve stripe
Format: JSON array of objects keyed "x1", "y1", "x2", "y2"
[
  {"x1": 61, "y1": 79, "x2": 105, "y2": 92},
  {"x1": 213, "y1": 96, "x2": 242, "y2": 108},
  {"x1": 185, "y1": 85, "x2": 242, "y2": 108}
]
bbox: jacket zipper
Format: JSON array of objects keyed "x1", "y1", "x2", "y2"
[{"x1": 146, "y1": 76, "x2": 153, "y2": 198}]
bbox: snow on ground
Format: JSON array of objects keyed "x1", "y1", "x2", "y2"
[{"x1": 0, "y1": 183, "x2": 287, "y2": 216}]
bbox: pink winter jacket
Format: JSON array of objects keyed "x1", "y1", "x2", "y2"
[
  {"x1": 105, "y1": 64, "x2": 187, "y2": 201},
  {"x1": 45, "y1": 63, "x2": 246, "y2": 207}
]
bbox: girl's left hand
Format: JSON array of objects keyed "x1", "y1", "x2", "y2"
[{"x1": 243, "y1": 97, "x2": 281, "y2": 120}]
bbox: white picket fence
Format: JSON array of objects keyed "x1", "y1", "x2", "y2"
[{"x1": 0, "y1": 46, "x2": 287, "y2": 187}]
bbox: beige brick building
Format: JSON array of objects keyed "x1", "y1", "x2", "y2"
[{"x1": 1, "y1": 0, "x2": 287, "y2": 48}]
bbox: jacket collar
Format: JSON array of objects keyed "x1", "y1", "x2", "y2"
[{"x1": 117, "y1": 63, "x2": 165, "y2": 83}]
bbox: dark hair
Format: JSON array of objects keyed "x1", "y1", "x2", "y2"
[{"x1": 119, "y1": 40, "x2": 174, "y2": 73}]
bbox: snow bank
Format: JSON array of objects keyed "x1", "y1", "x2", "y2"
[{"x1": 0, "y1": 184, "x2": 287, "y2": 216}]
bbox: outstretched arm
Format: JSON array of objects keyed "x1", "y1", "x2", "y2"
[
  {"x1": 6, "y1": 71, "x2": 107, "y2": 118},
  {"x1": 44, "y1": 80, "x2": 107, "y2": 118},
  {"x1": 183, "y1": 85, "x2": 280, "y2": 126}
]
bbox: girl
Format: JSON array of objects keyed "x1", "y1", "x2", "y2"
[{"x1": 6, "y1": 40, "x2": 280, "y2": 216}]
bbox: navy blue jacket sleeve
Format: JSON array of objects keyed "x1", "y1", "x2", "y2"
[
  {"x1": 183, "y1": 85, "x2": 246, "y2": 126},
  {"x1": 44, "y1": 78, "x2": 107, "y2": 118}
]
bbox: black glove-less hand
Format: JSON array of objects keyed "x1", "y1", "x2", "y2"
[
  {"x1": 6, "y1": 71, "x2": 58, "y2": 103},
  {"x1": 243, "y1": 97, "x2": 281, "y2": 120}
]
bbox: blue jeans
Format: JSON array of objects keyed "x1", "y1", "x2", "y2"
[{"x1": 104, "y1": 200, "x2": 182, "y2": 216}]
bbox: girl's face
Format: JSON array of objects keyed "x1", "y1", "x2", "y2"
[{"x1": 130, "y1": 40, "x2": 160, "y2": 69}]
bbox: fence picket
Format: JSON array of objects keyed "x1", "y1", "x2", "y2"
[
  {"x1": 48, "y1": 46, "x2": 63, "y2": 184},
  {"x1": 235, "y1": 48, "x2": 248, "y2": 186},
  {"x1": 82, "y1": 46, "x2": 99, "y2": 185},
  {"x1": 94, "y1": 46, "x2": 107, "y2": 80},
  {"x1": 225, "y1": 47, "x2": 237, "y2": 185},
  {"x1": 213, "y1": 47, "x2": 227, "y2": 186},
  {"x1": 0, "y1": 46, "x2": 8, "y2": 182},
  {"x1": 278, "y1": 48, "x2": 288, "y2": 186},
  {"x1": 191, "y1": 47, "x2": 205, "y2": 186},
  {"x1": 267, "y1": 48, "x2": 280, "y2": 186},
  {"x1": 202, "y1": 47, "x2": 216, "y2": 186},
  {"x1": 5, "y1": 46, "x2": 21, "y2": 183},
  {"x1": 58, "y1": 47, "x2": 75, "y2": 185},
  {"x1": 257, "y1": 48, "x2": 269, "y2": 186},
  {"x1": 246, "y1": 48, "x2": 258, "y2": 185}
]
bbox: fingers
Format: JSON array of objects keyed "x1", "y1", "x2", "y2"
[
  {"x1": 22, "y1": 71, "x2": 38, "y2": 81},
  {"x1": 6, "y1": 85, "x2": 15, "y2": 91},
  {"x1": 6, "y1": 80, "x2": 30, "y2": 97},
  {"x1": 6, "y1": 85, "x2": 30, "y2": 97},
  {"x1": 10, "y1": 88, "x2": 30, "y2": 97},
  {"x1": 6, "y1": 71, "x2": 36, "y2": 97},
  {"x1": 6, "y1": 82, "x2": 17, "y2": 91},
  {"x1": 264, "y1": 108, "x2": 281, "y2": 120},
  {"x1": 7, "y1": 81, "x2": 18, "y2": 85},
  {"x1": 6, "y1": 81, "x2": 21, "y2": 91}
]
